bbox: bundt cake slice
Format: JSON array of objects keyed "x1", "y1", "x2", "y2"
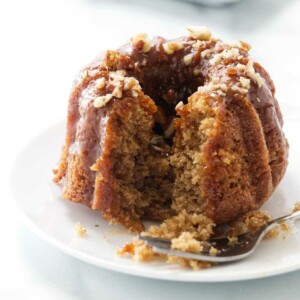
[
  {"x1": 54, "y1": 27, "x2": 288, "y2": 232},
  {"x1": 53, "y1": 67, "x2": 174, "y2": 231}
]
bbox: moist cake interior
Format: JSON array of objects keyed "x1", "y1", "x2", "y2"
[{"x1": 108, "y1": 76, "x2": 208, "y2": 228}]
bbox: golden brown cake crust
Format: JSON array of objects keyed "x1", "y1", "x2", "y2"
[{"x1": 54, "y1": 28, "x2": 288, "y2": 229}]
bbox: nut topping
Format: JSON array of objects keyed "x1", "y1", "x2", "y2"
[
  {"x1": 183, "y1": 53, "x2": 194, "y2": 65},
  {"x1": 239, "y1": 76, "x2": 250, "y2": 89},
  {"x1": 131, "y1": 33, "x2": 152, "y2": 53},
  {"x1": 96, "y1": 77, "x2": 106, "y2": 90},
  {"x1": 187, "y1": 26, "x2": 211, "y2": 40},
  {"x1": 94, "y1": 94, "x2": 113, "y2": 108},
  {"x1": 163, "y1": 41, "x2": 184, "y2": 55}
]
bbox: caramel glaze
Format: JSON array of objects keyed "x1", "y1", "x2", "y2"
[{"x1": 53, "y1": 34, "x2": 288, "y2": 226}]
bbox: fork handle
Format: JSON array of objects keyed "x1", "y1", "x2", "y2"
[{"x1": 269, "y1": 210, "x2": 300, "y2": 226}]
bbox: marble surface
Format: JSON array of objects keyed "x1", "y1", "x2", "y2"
[{"x1": 1, "y1": 0, "x2": 300, "y2": 298}]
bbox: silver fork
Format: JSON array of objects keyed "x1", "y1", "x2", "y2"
[{"x1": 139, "y1": 211, "x2": 300, "y2": 263}]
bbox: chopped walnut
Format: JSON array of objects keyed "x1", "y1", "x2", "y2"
[
  {"x1": 246, "y1": 59, "x2": 255, "y2": 76},
  {"x1": 229, "y1": 40, "x2": 251, "y2": 52},
  {"x1": 231, "y1": 85, "x2": 248, "y2": 95},
  {"x1": 94, "y1": 94, "x2": 113, "y2": 108},
  {"x1": 210, "y1": 48, "x2": 240, "y2": 65},
  {"x1": 219, "y1": 83, "x2": 228, "y2": 92},
  {"x1": 246, "y1": 60, "x2": 265, "y2": 87},
  {"x1": 175, "y1": 101, "x2": 184, "y2": 111},
  {"x1": 112, "y1": 83, "x2": 123, "y2": 98},
  {"x1": 191, "y1": 40, "x2": 204, "y2": 50},
  {"x1": 82, "y1": 70, "x2": 89, "y2": 80},
  {"x1": 183, "y1": 53, "x2": 194, "y2": 65},
  {"x1": 131, "y1": 33, "x2": 152, "y2": 53},
  {"x1": 198, "y1": 80, "x2": 227, "y2": 96},
  {"x1": 239, "y1": 40, "x2": 251, "y2": 52},
  {"x1": 96, "y1": 77, "x2": 106, "y2": 90},
  {"x1": 163, "y1": 41, "x2": 184, "y2": 55},
  {"x1": 236, "y1": 63, "x2": 246, "y2": 71},
  {"x1": 227, "y1": 66, "x2": 238, "y2": 76},
  {"x1": 75, "y1": 222, "x2": 87, "y2": 237},
  {"x1": 239, "y1": 76, "x2": 250, "y2": 89},
  {"x1": 187, "y1": 26, "x2": 211, "y2": 40},
  {"x1": 109, "y1": 70, "x2": 125, "y2": 85},
  {"x1": 131, "y1": 90, "x2": 138, "y2": 97},
  {"x1": 123, "y1": 77, "x2": 139, "y2": 90},
  {"x1": 201, "y1": 49, "x2": 211, "y2": 58},
  {"x1": 92, "y1": 71, "x2": 143, "y2": 107}
]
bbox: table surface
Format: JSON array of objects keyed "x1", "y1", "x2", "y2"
[{"x1": 1, "y1": 0, "x2": 300, "y2": 299}]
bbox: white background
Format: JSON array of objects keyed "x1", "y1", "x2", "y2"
[{"x1": 1, "y1": 0, "x2": 300, "y2": 299}]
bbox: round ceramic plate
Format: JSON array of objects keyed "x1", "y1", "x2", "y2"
[{"x1": 11, "y1": 114, "x2": 300, "y2": 282}]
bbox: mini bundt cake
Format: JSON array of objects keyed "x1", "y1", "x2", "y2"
[{"x1": 53, "y1": 26, "x2": 288, "y2": 232}]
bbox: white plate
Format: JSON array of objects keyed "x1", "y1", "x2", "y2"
[{"x1": 11, "y1": 117, "x2": 300, "y2": 282}]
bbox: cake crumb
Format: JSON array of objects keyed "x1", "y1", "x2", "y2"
[
  {"x1": 118, "y1": 205, "x2": 298, "y2": 270},
  {"x1": 75, "y1": 222, "x2": 87, "y2": 237},
  {"x1": 293, "y1": 202, "x2": 300, "y2": 212},
  {"x1": 167, "y1": 255, "x2": 214, "y2": 270},
  {"x1": 209, "y1": 246, "x2": 219, "y2": 256},
  {"x1": 132, "y1": 240, "x2": 156, "y2": 261},
  {"x1": 171, "y1": 232, "x2": 203, "y2": 253},
  {"x1": 117, "y1": 239, "x2": 156, "y2": 262},
  {"x1": 265, "y1": 227, "x2": 280, "y2": 239},
  {"x1": 227, "y1": 236, "x2": 238, "y2": 246},
  {"x1": 144, "y1": 210, "x2": 215, "y2": 240},
  {"x1": 118, "y1": 211, "x2": 216, "y2": 269},
  {"x1": 280, "y1": 222, "x2": 290, "y2": 232},
  {"x1": 117, "y1": 243, "x2": 135, "y2": 256}
]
